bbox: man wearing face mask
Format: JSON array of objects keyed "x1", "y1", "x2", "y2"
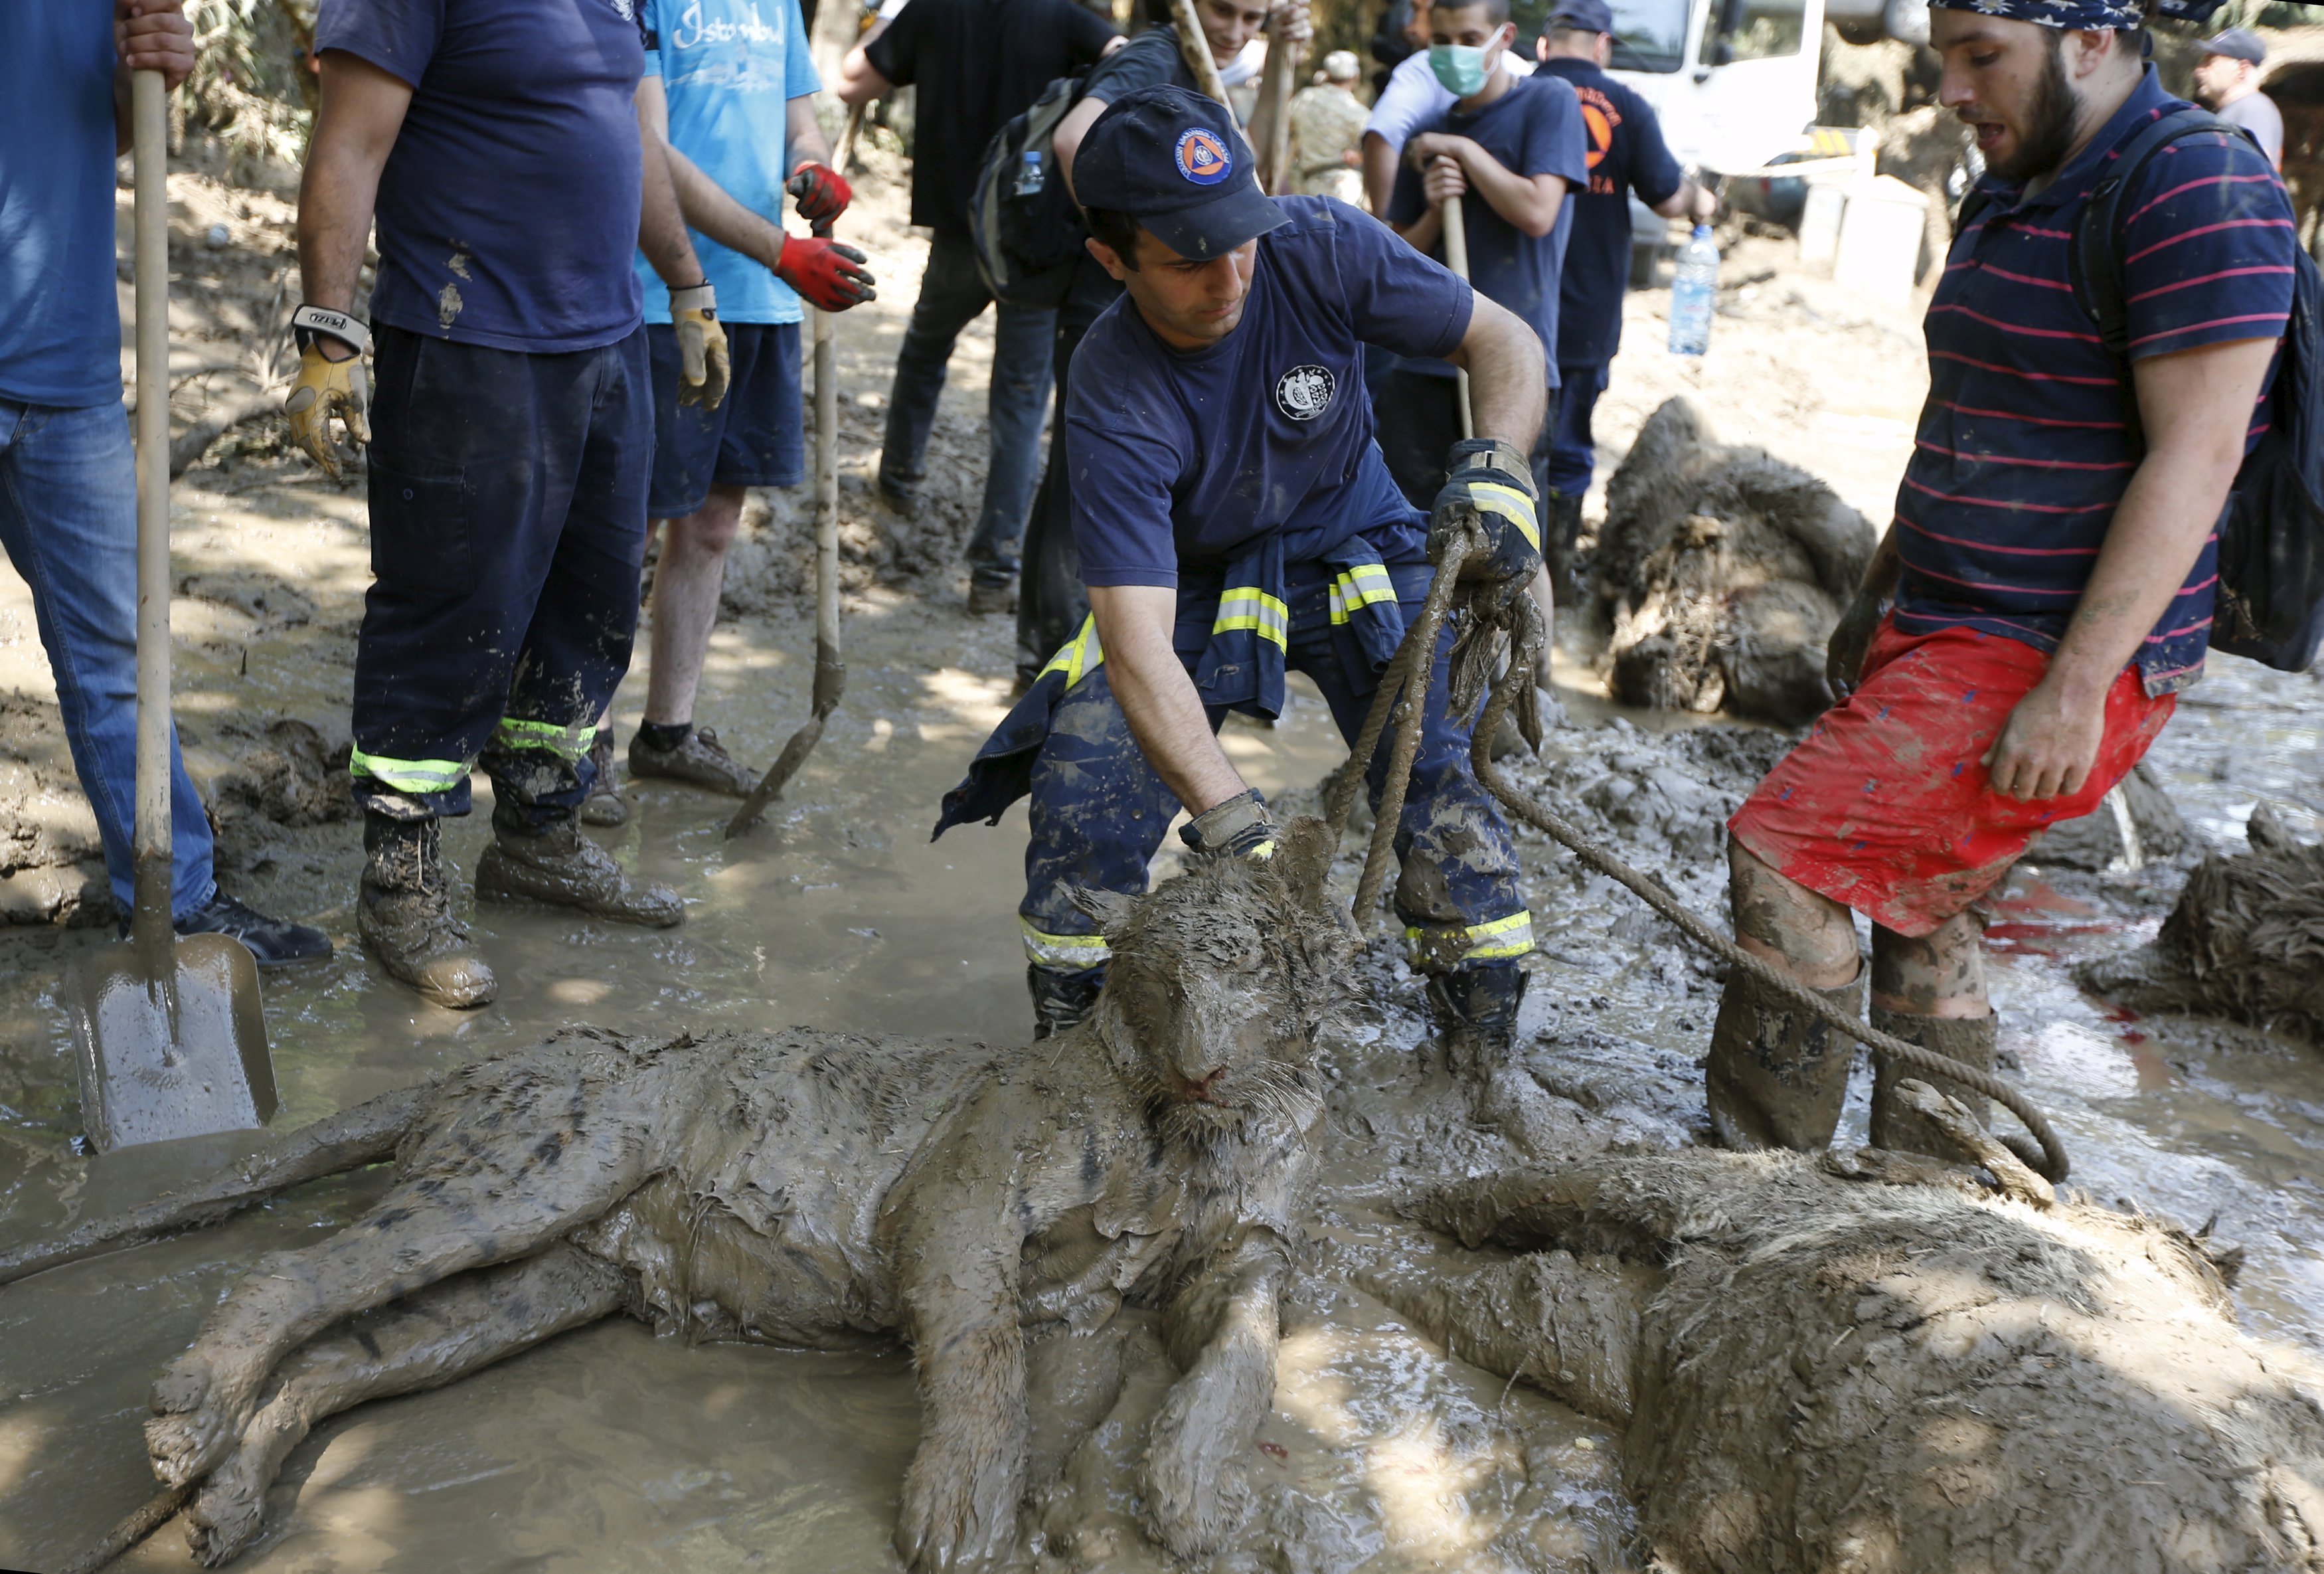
[
  {"x1": 1379, "y1": 0, "x2": 1586, "y2": 536},
  {"x1": 1010, "y1": 0, "x2": 1310, "y2": 694},
  {"x1": 936, "y1": 87, "x2": 1554, "y2": 1121},
  {"x1": 1707, "y1": 0, "x2": 2293, "y2": 1157}
]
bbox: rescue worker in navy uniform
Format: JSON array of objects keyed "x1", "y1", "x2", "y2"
[{"x1": 936, "y1": 86, "x2": 1550, "y2": 1102}]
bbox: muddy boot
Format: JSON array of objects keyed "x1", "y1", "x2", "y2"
[
  {"x1": 1029, "y1": 965, "x2": 1104, "y2": 1039},
  {"x1": 474, "y1": 804, "x2": 684, "y2": 926},
  {"x1": 1704, "y1": 964, "x2": 1865, "y2": 1152},
  {"x1": 578, "y1": 728, "x2": 629, "y2": 827},
  {"x1": 1428, "y1": 964, "x2": 1529, "y2": 1079},
  {"x1": 358, "y1": 814, "x2": 496, "y2": 1009},
  {"x1": 627, "y1": 723, "x2": 760, "y2": 797},
  {"x1": 1542, "y1": 492, "x2": 1586, "y2": 612},
  {"x1": 1868, "y1": 1007, "x2": 1997, "y2": 1158}
]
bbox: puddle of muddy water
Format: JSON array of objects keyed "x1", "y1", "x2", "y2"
[{"x1": 5, "y1": 374, "x2": 2324, "y2": 1566}]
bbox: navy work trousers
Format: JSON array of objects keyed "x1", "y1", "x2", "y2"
[
  {"x1": 879, "y1": 230, "x2": 1055, "y2": 590},
  {"x1": 1019, "y1": 555, "x2": 1530, "y2": 976},
  {"x1": 1014, "y1": 253, "x2": 1121, "y2": 683},
  {"x1": 1543, "y1": 361, "x2": 1610, "y2": 499},
  {"x1": 351, "y1": 325, "x2": 652, "y2": 822}
]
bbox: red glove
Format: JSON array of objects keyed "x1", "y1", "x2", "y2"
[
  {"x1": 776, "y1": 234, "x2": 876, "y2": 312},
  {"x1": 785, "y1": 162, "x2": 853, "y2": 227}
]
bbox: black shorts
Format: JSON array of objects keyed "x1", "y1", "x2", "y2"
[{"x1": 647, "y1": 319, "x2": 804, "y2": 517}]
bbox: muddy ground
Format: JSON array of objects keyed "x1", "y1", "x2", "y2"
[{"x1": 3, "y1": 145, "x2": 2323, "y2": 1574}]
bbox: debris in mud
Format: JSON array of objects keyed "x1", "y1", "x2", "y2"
[
  {"x1": 1596, "y1": 397, "x2": 1878, "y2": 727},
  {"x1": 2079, "y1": 803, "x2": 2324, "y2": 1043},
  {"x1": 204, "y1": 715, "x2": 357, "y2": 845},
  {"x1": 1367, "y1": 1146, "x2": 2324, "y2": 1573},
  {"x1": 0, "y1": 695, "x2": 111, "y2": 927}
]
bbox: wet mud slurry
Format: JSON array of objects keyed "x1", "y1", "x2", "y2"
[{"x1": 6, "y1": 188, "x2": 2324, "y2": 1568}]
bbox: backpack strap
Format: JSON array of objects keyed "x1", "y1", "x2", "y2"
[{"x1": 2070, "y1": 107, "x2": 2239, "y2": 444}]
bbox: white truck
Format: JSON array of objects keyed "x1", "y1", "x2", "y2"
[{"x1": 1601, "y1": 0, "x2": 1830, "y2": 179}]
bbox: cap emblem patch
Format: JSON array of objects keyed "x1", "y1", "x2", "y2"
[
  {"x1": 1275, "y1": 364, "x2": 1335, "y2": 421},
  {"x1": 1175, "y1": 128, "x2": 1232, "y2": 187}
]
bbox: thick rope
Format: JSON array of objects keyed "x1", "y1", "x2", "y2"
[
  {"x1": 1333, "y1": 541, "x2": 2070, "y2": 1183},
  {"x1": 1351, "y1": 529, "x2": 1469, "y2": 924}
]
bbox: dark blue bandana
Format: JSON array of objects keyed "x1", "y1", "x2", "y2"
[{"x1": 1927, "y1": 0, "x2": 2147, "y2": 29}]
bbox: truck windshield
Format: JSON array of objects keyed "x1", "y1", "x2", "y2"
[{"x1": 1606, "y1": 0, "x2": 1691, "y2": 72}]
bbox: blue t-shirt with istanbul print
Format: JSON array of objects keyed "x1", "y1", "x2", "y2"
[
  {"x1": 315, "y1": 0, "x2": 646, "y2": 353},
  {"x1": 1065, "y1": 197, "x2": 1472, "y2": 589},
  {"x1": 631, "y1": 0, "x2": 822, "y2": 325},
  {"x1": 1898, "y1": 66, "x2": 2295, "y2": 695}
]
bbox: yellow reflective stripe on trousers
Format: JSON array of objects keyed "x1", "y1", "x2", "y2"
[
  {"x1": 1038, "y1": 614, "x2": 1106, "y2": 687},
  {"x1": 347, "y1": 748, "x2": 470, "y2": 794},
  {"x1": 1404, "y1": 909, "x2": 1535, "y2": 964},
  {"x1": 493, "y1": 716, "x2": 596, "y2": 761},
  {"x1": 1469, "y1": 482, "x2": 1540, "y2": 551},
  {"x1": 1021, "y1": 918, "x2": 1110, "y2": 970},
  {"x1": 1212, "y1": 586, "x2": 1289, "y2": 649},
  {"x1": 1328, "y1": 564, "x2": 1397, "y2": 626}
]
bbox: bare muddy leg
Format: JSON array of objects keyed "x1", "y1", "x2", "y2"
[
  {"x1": 147, "y1": 1152, "x2": 647, "y2": 1488},
  {"x1": 1142, "y1": 1234, "x2": 1288, "y2": 1559},
  {"x1": 1869, "y1": 910, "x2": 1987, "y2": 1017},
  {"x1": 185, "y1": 1245, "x2": 627, "y2": 1566}
]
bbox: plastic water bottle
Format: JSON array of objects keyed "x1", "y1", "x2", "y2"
[
  {"x1": 1015, "y1": 149, "x2": 1045, "y2": 197},
  {"x1": 1668, "y1": 224, "x2": 1718, "y2": 357}
]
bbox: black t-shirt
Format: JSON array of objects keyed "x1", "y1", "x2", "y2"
[
  {"x1": 867, "y1": 0, "x2": 1119, "y2": 234},
  {"x1": 1078, "y1": 23, "x2": 1197, "y2": 106},
  {"x1": 1533, "y1": 56, "x2": 1683, "y2": 367}
]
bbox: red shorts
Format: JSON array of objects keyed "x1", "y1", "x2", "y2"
[{"x1": 1727, "y1": 619, "x2": 2175, "y2": 937}]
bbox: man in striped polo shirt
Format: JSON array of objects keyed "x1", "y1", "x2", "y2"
[{"x1": 1708, "y1": 0, "x2": 2295, "y2": 1156}]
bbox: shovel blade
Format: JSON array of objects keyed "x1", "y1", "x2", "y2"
[{"x1": 70, "y1": 932, "x2": 276, "y2": 1152}]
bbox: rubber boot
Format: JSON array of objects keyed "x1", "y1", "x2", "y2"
[
  {"x1": 1029, "y1": 964, "x2": 1104, "y2": 1039},
  {"x1": 1868, "y1": 1006, "x2": 1997, "y2": 1158},
  {"x1": 474, "y1": 802, "x2": 684, "y2": 926},
  {"x1": 358, "y1": 814, "x2": 497, "y2": 1009},
  {"x1": 1704, "y1": 963, "x2": 1865, "y2": 1152},
  {"x1": 1428, "y1": 964, "x2": 1529, "y2": 1079},
  {"x1": 1542, "y1": 491, "x2": 1586, "y2": 612}
]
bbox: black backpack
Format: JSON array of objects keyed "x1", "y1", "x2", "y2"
[
  {"x1": 1958, "y1": 108, "x2": 2324, "y2": 671},
  {"x1": 969, "y1": 72, "x2": 1093, "y2": 310}
]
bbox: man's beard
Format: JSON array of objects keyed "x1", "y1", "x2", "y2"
[{"x1": 1992, "y1": 33, "x2": 2080, "y2": 185}]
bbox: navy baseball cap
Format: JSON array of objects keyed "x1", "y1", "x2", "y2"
[
  {"x1": 1074, "y1": 86, "x2": 1289, "y2": 261},
  {"x1": 1550, "y1": 0, "x2": 1615, "y2": 31},
  {"x1": 2202, "y1": 26, "x2": 2266, "y2": 62}
]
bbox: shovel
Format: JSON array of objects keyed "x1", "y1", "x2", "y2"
[
  {"x1": 69, "y1": 69, "x2": 276, "y2": 1153},
  {"x1": 727, "y1": 106, "x2": 865, "y2": 839}
]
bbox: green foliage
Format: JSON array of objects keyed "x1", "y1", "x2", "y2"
[{"x1": 181, "y1": 0, "x2": 314, "y2": 175}]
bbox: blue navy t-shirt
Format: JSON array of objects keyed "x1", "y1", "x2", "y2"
[
  {"x1": 1534, "y1": 56, "x2": 1682, "y2": 368},
  {"x1": 317, "y1": 0, "x2": 647, "y2": 353},
  {"x1": 1386, "y1": 72, "x2": 1588, "y2": 386},
  {"x1": 0, "y1": 6, "x2": 122, "y2": 406},
  {"x1": 1899, "y1": 67, "x2": 2295, "y2": 695},
  {"x1": 1066, "y1": 197, "x2": 1472, "y2": 588}
]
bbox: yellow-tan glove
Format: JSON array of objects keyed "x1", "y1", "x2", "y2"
[
  {"x1": 284, "y1": 306, "x2": 370, "y2": 480},
  {"x1": 669, "y1": 284, "x2": 730, "y2": 410}
]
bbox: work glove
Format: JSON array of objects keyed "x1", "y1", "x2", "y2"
[
  {"x1": 776, "y1": 234, "x2": 877, "y2": 313},
  {"x1": 284, "y1": 306, "x2": 371, "y2": 481},
  {"x1": 1429, "y1": 438, "x2": 1541, "y2": 598},
  {"x1": 1178, "y1": 788, "x2": 1277, "y2": 861},
  {"x1": 669, "y1": 283, "x2": 730, "y2": 410},
  {"x1": 785, "y1": 161, "x2": 853, "y2": 228}
]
